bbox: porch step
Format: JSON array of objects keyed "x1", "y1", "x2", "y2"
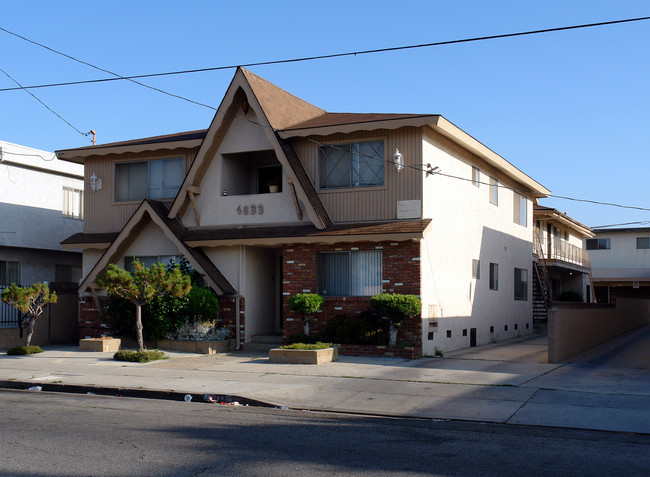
[{"x1": 244, "y1": 334, "x2": 283, "y2": 353}]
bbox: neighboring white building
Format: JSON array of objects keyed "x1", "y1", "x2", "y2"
[
  {"x1": 0, "y1": 140, "x2": 83, "y2": 288},
  {"x1": 586, "y1": 227, "x2": 650, "y2": 303}
]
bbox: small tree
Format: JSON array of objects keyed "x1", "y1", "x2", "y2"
[
  {"x1": 287, "y1": 293, "x2": 324, "y2": 336},
  {"x1": 1, "y1": 282, "x2": 57, "y2": 347},
  {"x1": 370, "y1": 293, "x2": 421, "y2": 347},
  {"x1": 95, "y1": 261, "x2": 191, "y2": 351}
]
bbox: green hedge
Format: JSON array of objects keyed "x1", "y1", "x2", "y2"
[
  {"x1": 370, "y1": 293, "x2": 421, "y2": 323},
  {"x1": 113, "y1": 350, "x2": 167, "y2": 363},
  {"x1": 7, "y1": 345, "x2": 44, "y2": 355}
]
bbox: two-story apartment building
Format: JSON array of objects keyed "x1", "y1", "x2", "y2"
[
  {"x1": 0, "y1": 140, "x2": 83, "y2": 347},
  {"x1": 57, "y1": 68, "x2": 550, "y2": 356},
  {"x1": 586, "y1": 227, "x2": 650, "y2": 303},
  {"x1": 531, "y1": 205, "x2": 595, "y2": 323}
]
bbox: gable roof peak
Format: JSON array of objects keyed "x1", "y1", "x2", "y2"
[{"x1": 238, "y1": 67, "x2": 325, "y2": 130}]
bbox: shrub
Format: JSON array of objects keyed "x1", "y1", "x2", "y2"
[
  {"x1": 286, "y1": 333, "x2": 323, "y2": 345},
  {"x1": 280, "y1": 342, "x2": 333, "y2": 350},
  {"x1": 556, "y1": 290, "x2": 584, "y2": 302},
  {"x1": 324, "y1": 313, "x2": 387, "y2": 345},
  {"x1": 287, "y1": 293, "x2": 324, "y2": 315},
  {"x1": 113, "y1": 350, "x2": 167, "y2": 363},
  {"x1": 186, "y1": 287, "x2": 220, "y2": 322},
  {"x1": 370, "y1": 293, "x2": 422, "y2": 323},
  {"x1": 7, "y1": 345, "x2": 44, "y2": 355}
]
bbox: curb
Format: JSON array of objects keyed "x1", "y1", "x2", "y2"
[{"x1": 0, "y1": 380, "x2": 275, "y2": 408}]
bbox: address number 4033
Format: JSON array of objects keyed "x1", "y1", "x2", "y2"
[{"x1": 236, "y1": 204, "x2": 264, "y2": 215}]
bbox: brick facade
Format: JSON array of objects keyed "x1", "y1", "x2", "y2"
[
  {"x1": 217, "y1": 296, "x2": 244, "y2": 348},
  {"x1": 79, "y1": 296, "x2": 110, "y2": 339},
  {"x1": 282, "y1": 240, "x2": 423, "y2": 357}
]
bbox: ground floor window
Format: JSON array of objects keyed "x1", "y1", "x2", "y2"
[
  {"x1": 318, "y1": 250, "x2": 382, "y2": 296},
  {"x1": 0, "y1": 261, "x2": 20, "y2": 286},
  {"x1": 124, "y1": 255, "x2": 183, "y2": 272},
  {"x1": 489, "y1": 263, "x2": 498, "y2": 290},
  {"x1": 514, "y1": 268, "x2": 528, "y2": 300}
]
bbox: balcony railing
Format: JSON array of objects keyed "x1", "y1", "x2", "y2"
[{"x1": 534, "y1": 237, "x2": 590, "y2": 269}]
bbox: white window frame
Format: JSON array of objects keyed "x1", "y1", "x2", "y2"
[
  {"x1": 489, "y1": 263, "x2": 499, "y2": 290},
  {"x1": 318, "y1": 140, "x2": 385, "y2": 190},
  {"x1": 318, "y1": 250, "x2": 382, "y2": 297},
  {"x1": 114, "y1": 157, "x2": 183, "y2": 202},
  {"x1": 514, "y1": 268, "x2": 528, "y2": 300},
  {"x1": 489, "y1": 177, "x2": 499, "y2": 205},
  {"x1": 62, "y1": 187, "x2": 84, "y2": 219},
  {"x1": 513, "y1": 192, "x2": 527, "y2": 227},
  {"x1": 472, "y1": 167, "x2": 480, "y2": 187}
]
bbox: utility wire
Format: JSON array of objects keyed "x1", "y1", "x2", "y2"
[
  {"x1": 0, "y1": 67, "x2": 92, "y2": 141},
  {"x1": 1, "y1": 15, "x2": 649, "y2": 93},
  {"x1": 2, "y1": 20, "x2": 648, "y2": 214},
  {"x1": 0, "y1": 26, "x2": 216, "y2": 110},
  {"x1": 592, "y1": 221, "x2": 650, "y2": 229}
]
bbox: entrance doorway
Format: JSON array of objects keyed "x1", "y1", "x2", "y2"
[{"x1": 470, "y1": 328, "x2": 477, "y2": 347}]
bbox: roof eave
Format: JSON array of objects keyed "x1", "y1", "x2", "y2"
[
  {"x1": 56, "y1": 138, "x2": 203, "y2": 164},
  {"x1": 277, "y1": 115, "x2": 439, "y2": 139}
]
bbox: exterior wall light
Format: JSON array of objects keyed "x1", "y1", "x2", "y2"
[
  {"x1": 90, "y1": 173, "x2": 102, "y2": 192},
  {"x1": 393, "y1": 148, "x2": 404, "y2": 172}
]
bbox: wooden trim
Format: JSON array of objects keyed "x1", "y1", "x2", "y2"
[{"x1": 287, "y1": 179, "x2": 302, "y2": 221}]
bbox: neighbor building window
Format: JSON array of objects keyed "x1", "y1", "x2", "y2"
[
  {"x1": 636, "y1": 237, "x2": 650, "y2": 249},
  {"x1": 586, "y1": 238, "x2": 611, "y2": 250},
  {"x1": 513, "y1": 192, "x2": 527, "y2": 226},
  {"x1": 124, "y1": 255, "x2": 184, "y2": 272},
  {"x1": 318, "y1": 250, "x2": 382, "y2": 296},
  {"x1": 115, "y1": 157, "x2": 183, "y2": 202},
  {"x1": 472, "y1": 167, "x2": 480, "y2": 187},
  {"x1": 489, "y1": 177, "x2": 498, "y2": 205},
  {"x1": 62, "y1": 187, "x2": 83, "y2": 219},
  {"x1": 318, "y1": 140, "x2": 384, "y2": 189},
  {"x1": 55, "y1": 264, "x2": 82, "y2": 284},
  {"x1": 514, "y1": 268, "x2": 528, "y2": 300},
  {"x1": 0, "y1": 261, "x2": 20, "y2": 286},
  {"x1": 472, "y1": 259, "x2": 480, "y2": 279},
  {"x1": 489, "y1": 263, "x2": 498, "y2": 290}
]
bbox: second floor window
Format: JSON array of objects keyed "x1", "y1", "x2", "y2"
[
  {"x1": 115, "y1": 158, "x2": 183, "y2": 202},
  {"x1": 513, "y1": 192, "x2": 527, "y2": 226},
  {"x1": 636, "y1": 237, "x2": 650, "y2": 249},
  {"x1": 489, "y1": 177, "x2": 498, "y2": 205},
  {"x1": 319, "y1": 140, "x2": 384, "y2": 189},
  {"x1": 0, "y1": 261, "x2": 20, "y2": 286},
  {"x1": 586, "y1": 238, "x2": 611, "y2": 250},
  {"x1": 63, "y1": 187, "x2": 83, "y2": 219}
]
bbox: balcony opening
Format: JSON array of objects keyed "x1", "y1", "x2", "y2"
[{"x1": 222, "y1": 150, "x2": 283, "y2": 196}]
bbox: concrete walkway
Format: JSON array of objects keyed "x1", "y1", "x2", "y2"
[{"x1": 1, "y1": 325, "x2": 649, "y2": 434}]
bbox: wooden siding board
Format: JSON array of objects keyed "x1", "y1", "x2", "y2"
[
  {"x1": 84, "y1": 147, "x2": 197, "y2": 233},
  {"x1": 291, "y1": 127, "x2": 422, "y2": 223}
]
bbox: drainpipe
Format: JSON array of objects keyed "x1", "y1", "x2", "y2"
[{"x1": 235, "y1": 295, "x2": 241, "y2": 350}]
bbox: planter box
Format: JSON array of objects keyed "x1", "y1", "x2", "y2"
[
  {"x1": 156, "y1": 338, "x2": 236, "y2": 354},
  {"x1": 79, "y1": 338, "x2": 121, "y2": 352},
  {"x1": 269, "y1": 347, "x2": 338, "y2": 364}
]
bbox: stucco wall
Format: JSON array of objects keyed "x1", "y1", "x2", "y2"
[
  {"x1": 420, "y1": 131, "x2": 533, "y2": 354},
  {"x1": 589, "y1": 231, "x2": 650, "y2": 279},
  {"x1": 548, "y1": 298, "x2": 650, "y2": 362}
]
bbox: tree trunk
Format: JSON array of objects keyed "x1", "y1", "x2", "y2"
[
  {"x1": 135, "y1": 304, "x2": 144, "y2": 351},
  {"x1": 303, "y1": 316, "x2": 310, "y2": 336},
  {"x1": 24, "y1": 315, "x2": 37, "y2": 347},
  {"x1": 388, "y1": 322, "x2": 399, "y2": 347}
]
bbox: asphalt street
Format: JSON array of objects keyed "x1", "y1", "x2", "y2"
[{"x1": 1, "y1": 389, "x2": 649, "y2": 477}]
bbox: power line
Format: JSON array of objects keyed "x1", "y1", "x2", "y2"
[
  {"x1": 592, "y1": 221, "x2": 650, "y2": 229},
  {"x1": 0, "y1": 25, "x2": 216, "y2": 110},
  {"x1": 0, "y1": 67, "x2": 92, "y2": 141},
  {"x1": 1, "y1": 15, "x2": 649, "y2": 93}
]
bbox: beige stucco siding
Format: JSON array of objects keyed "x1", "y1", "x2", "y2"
[
  {"x1": 292, "y1": 126, "x2": 423, "y2": 222},
  {"x1": 420, "y1": 129, "x2": 534, "y2": 354},
  {"x1": 83, "y1": 148, "x2": 196, "y2": 233}
]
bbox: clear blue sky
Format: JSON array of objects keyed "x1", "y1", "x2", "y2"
[{"x1": 1, "y1": 1, "x2": 648, "y2": 228}]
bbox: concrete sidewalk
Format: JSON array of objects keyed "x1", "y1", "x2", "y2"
[{"x1": 1, "y1": 325, "x2": 649, "y2": 434}]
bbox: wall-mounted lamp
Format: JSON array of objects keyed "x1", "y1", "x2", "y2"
[
  {"x1": 90, "y1": 173, "x2": 102, "y2": 192},
  {"x1": 392, "y1": 148, "x2": 404, "y2": 172}
]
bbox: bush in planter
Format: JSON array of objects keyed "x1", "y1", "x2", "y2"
[
  {"x1": 324, "y1": 313, "x2": 387, "y2": 345},
  {"x1": 186, "y1": 286, "x2": 220, "y2": 322},
  {"x1": 287, "y1": 293, "x2": 324, "y2": 336},
  {"x1": 280, "y1": 342, "x2": 333, "y2": 350},
  {"x1": 370, "y1": 293, "x2": 421, "y2": 347},
  {"x1": 167, "y1": 321, "x2": 231, "y2": 341}
]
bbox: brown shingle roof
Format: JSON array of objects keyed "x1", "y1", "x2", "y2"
[
  {"x1": 241, "y1": 68, "x2": 324, "y2": 130},
  {"x1": 284, "y1": 112, "x2": 437, "y2": 131},
  {"x1": 56, "y1": 130, "x2": 207, "y2": 155},
  {"x1": 184, "y1": 219, "x2": 431, "y2": 242}
]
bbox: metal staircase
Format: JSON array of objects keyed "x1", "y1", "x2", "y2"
[{"x1": 532, "y1": 230, "x2": 552, "y2": 330}]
